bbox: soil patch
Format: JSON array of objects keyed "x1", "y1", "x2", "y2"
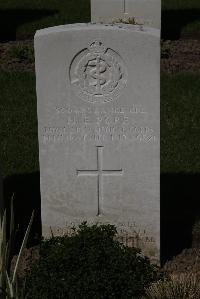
[
  {"x1": 162, "y1": 39, "x2": 200, "y2": 73},
  {"x1": 0, "y1": 40, "x2": 34, "y2": 72},
  {"x1": 164, "y1": 248, "x2": 200, "y2": 276}
]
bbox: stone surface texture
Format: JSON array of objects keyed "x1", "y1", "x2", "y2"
[
  {"x1": 91, "y1": 0, "x2": 161, "y2": 29},
  {"x1": 35, "y1": 23, "x2": 160, "y2": 262}
]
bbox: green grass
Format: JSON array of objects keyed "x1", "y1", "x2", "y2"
[
  {"x1": 162, "y1": 0, "x2": 200, "y2": 10},
  {"x1": 183, "y1": 20, "x2": 200, "y2": 34},
  {"x1": 0, "y1": 72, "x2": 200, "y2": 177},
  {"x1": 161, "y1": 72, "x2": 200, "y2": 173},
  {"x1": 0, "y1": 0, "x2": 90, "y2": 40},
  {"x1": 0, "y1": 72, "x2": 38, "y2": 177},
  {"x1": 162, "y1": 0, "x2": 200, "y2": 38},
  {"x1": 7, "y1": 43, "x2": 34, "y2": 63}
]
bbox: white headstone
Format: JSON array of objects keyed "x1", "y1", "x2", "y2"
[
  {"x1": 91, "y1": 0, "x2": 123, "y2": 23},
  {"x1": 35, "y1": 23, "x2": 160, "y2": 262},
  {"x1": 91, "y1": 0, "x2": 161, "y2": 29}
]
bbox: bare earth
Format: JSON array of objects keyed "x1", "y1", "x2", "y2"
[
  {"x1": 0, "y1": 40, "x2": 35, "y2": 72},
  {"x1": 164, "y1": 248, "x2": 200, "y2": 276},
  {"x1": 0, "y1": 39, "x2": 200, "y2": 73},
  {"x1": 161, "y1": 39, "x2": 200, "y2": 73}
]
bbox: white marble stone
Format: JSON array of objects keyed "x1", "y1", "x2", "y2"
[
  {"x1": 91, "y1": 0, "x2": 123, "y2": 23},
  {"x1": 35, "y1": 23, "x2": 160, "y2": 262},
  {"x1": 91, "y1": 0, "x2": 161, "y2": 29}
]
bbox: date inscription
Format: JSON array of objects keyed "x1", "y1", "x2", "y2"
[{"x1": 42, "y1": 104, "x2": 157, "y2": 143}]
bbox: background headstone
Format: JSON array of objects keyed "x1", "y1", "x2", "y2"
[
  {"x1": 91, "y1": 0, "x2": 161, "y2": 29},
  {"x1": 91, "y1": 0, "x2": 123, "y2": 23},
  {"x1": 35, "y1": 23, "x2": 160, "y2": 262}
]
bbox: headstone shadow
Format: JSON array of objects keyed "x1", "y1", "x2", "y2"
[
  {"x1": 0, "y1": 9, "x2": 58, "y2": 42},
  {"x1": 162, "y1": 9, "x2": 200, "y2": 40},
  {"x1": 161, "y1": 173, "x2": 200, "y2": 265},
  {"x1": 3, "y1": 172, "x2": 41, "y2": 254}
]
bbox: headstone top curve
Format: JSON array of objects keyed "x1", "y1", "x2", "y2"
[{"x1": 34, "y1": 23, "x2": 160, "y2": 39}]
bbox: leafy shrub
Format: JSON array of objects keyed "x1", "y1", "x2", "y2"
[
  {"x1": 25, "y1": 222, "x2": 161, "y2": 299},
  {"x1": 161, "y1": 40, "x2": 171, "y2": 59},
  {"x1": 192, "y1": 220, "x2": 200, "y2": 248},
  {"x1": 8, "y1": 44, "x2": 34, "y2": 64},
  {"x1": 193, "y1": 219, "x2": 200, "y2": 235},
  {"x1": 143, "y1": 273, "x2": 200, "y2": 299}
]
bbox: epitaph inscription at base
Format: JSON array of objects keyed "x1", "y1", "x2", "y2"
[{"x1": 35, "y1": 24, "x2": 160, "y2": 262}]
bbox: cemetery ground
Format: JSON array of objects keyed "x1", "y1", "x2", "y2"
[{"x1": 0, "y1": 0, "x2": 200, "y2": 297}]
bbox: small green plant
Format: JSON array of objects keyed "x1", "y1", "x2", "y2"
[
  {"x1": 192, "y1": 219, "x2": 200, "y2": 235},
  {"x1": 7, "y1": 44, "x2": 34, "y2": 64},
  {"x1": 25, "y1": 222, "x2": 161, "y2": 299},
  {"x1": 143, "y1": 273, "x2": 200, "y2": 299},
  {"x1": 192, "y1": 219, "x2": 200, "y2": 248},
  {"x1": 0, "y1": 195, "x2": 34, "y2": 298},
  {"x1": 114, "y1": 17, "x2": 141, "y2": 25},
  {"x1": 116, "y1": 17, "x2": 136, "y2": 24},
  {"x1": 161, "y1": 39, "x2": 171, "y2": 59}
]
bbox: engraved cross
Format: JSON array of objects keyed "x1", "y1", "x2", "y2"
[
  {"x1": 123, "y1": 0, "x2": 127, "y2": 14},
  {"x1": 76, "y1": 146, "x2": 123, "y2": 216}
]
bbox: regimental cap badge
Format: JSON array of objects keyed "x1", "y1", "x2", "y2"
[
  {"x1": 89, "y1": 41, "x2": 106, "y2": 54},
  {"x1": 69, "y1": 40, "x2": 128, "y2": 104}
]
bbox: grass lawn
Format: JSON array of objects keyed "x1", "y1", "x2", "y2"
[
  {"x1": 0, "y1": 71, "x2": 200, "y2": 177},
  {"x1": 162, "y1": 0, "x2": 200, "y2": 10},
  {"x1": 0, "y1": 0, "x2": 91, "y2": 41},
  {"x1": 162, "y1": 0, "x2": 200, "y2": 36},
  {"x1": 161, "y1": 72, "x2": 200, "y2": 173},
  {"x1": 0, "y1": 72, "x2": 38, "y2": 177}
]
